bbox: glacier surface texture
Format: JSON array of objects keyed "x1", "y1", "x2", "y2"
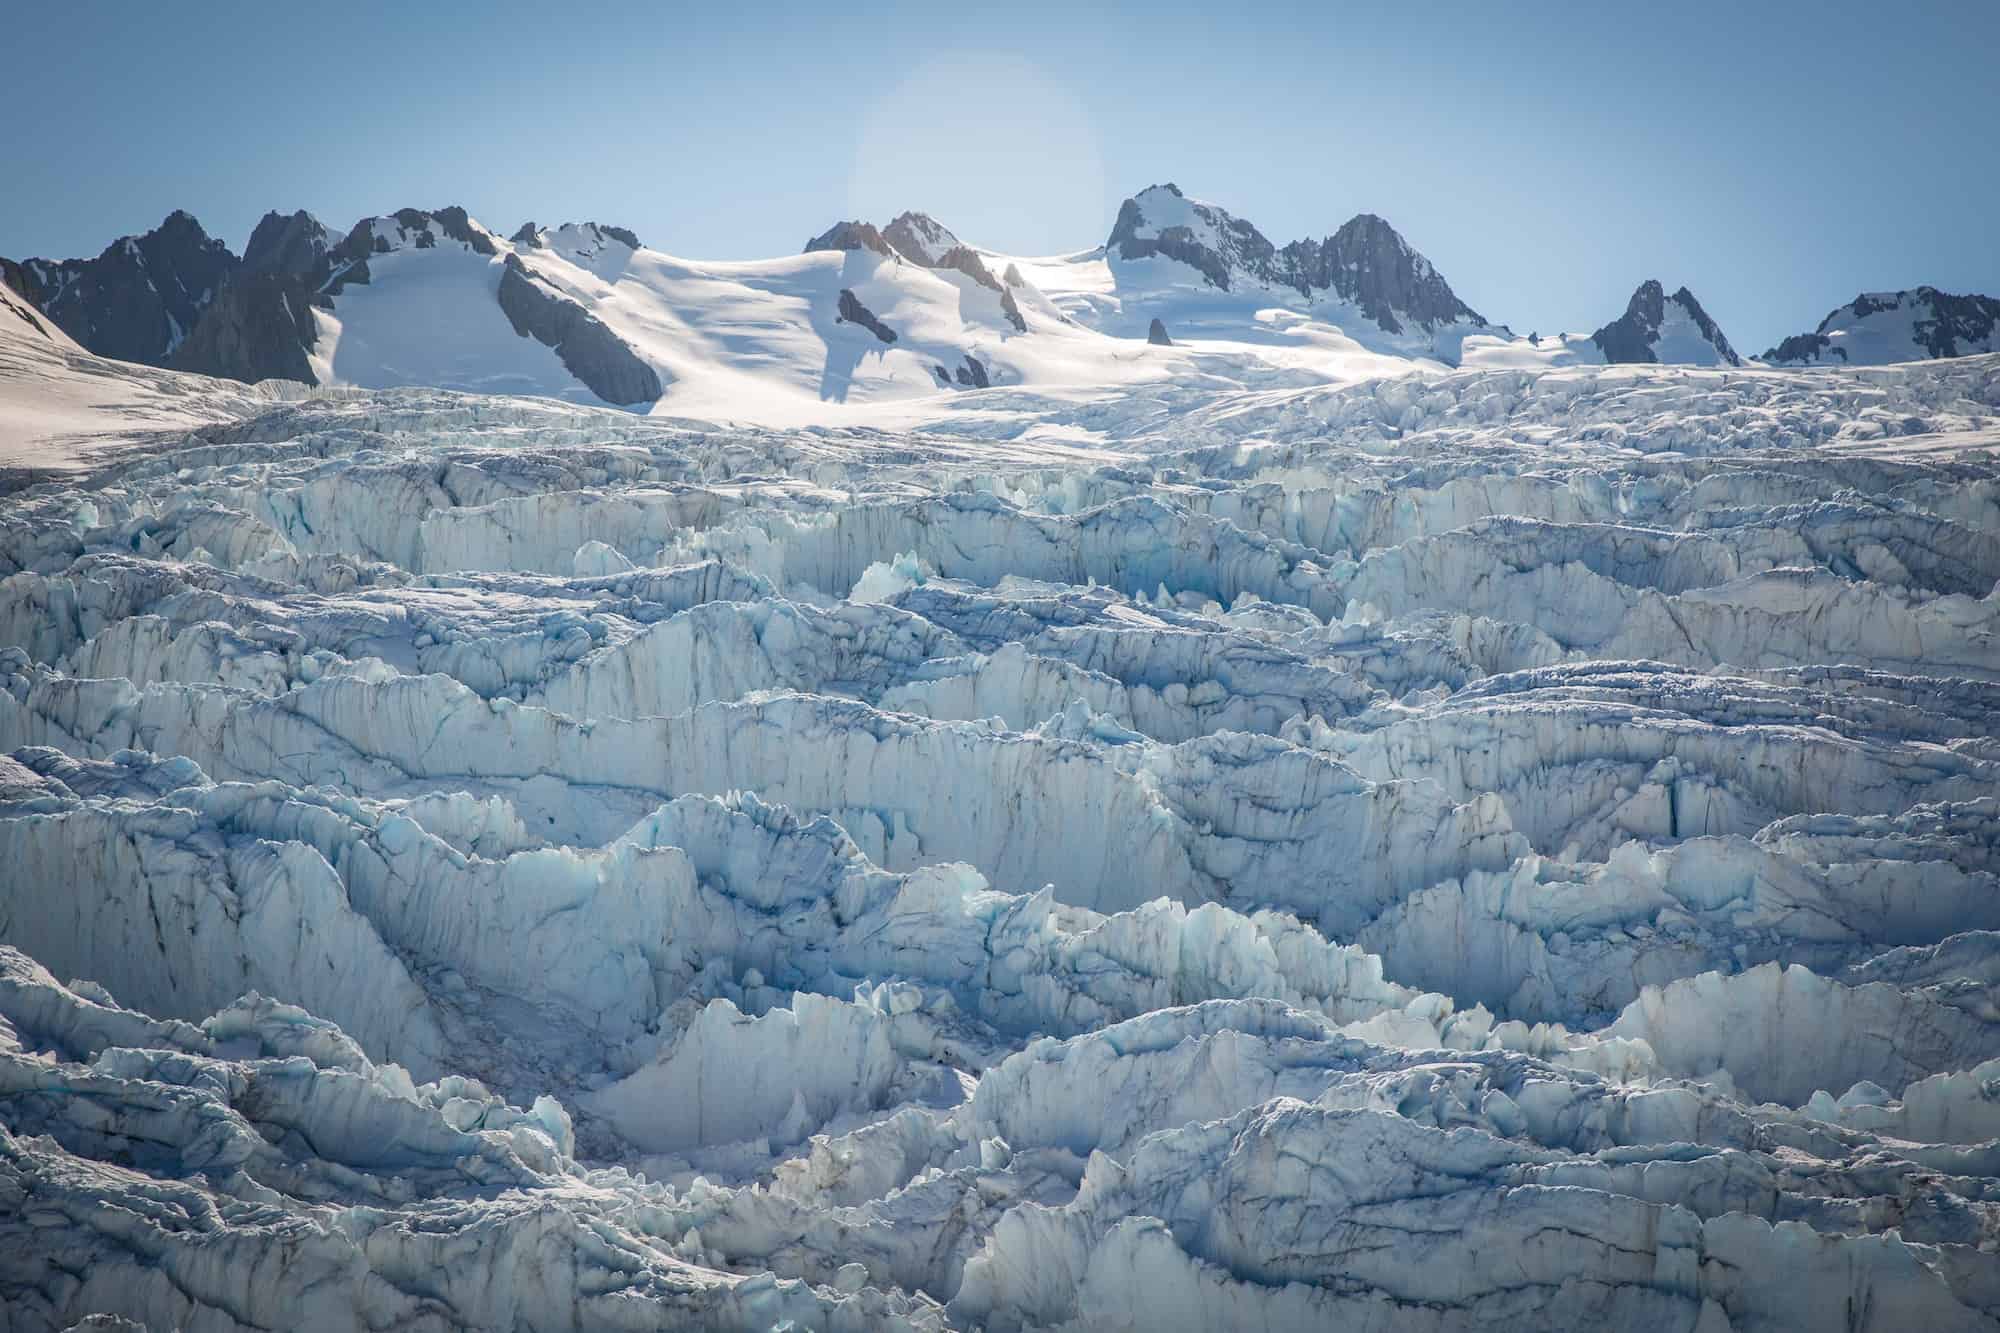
[{"x1": 3, "y1": 356, "x2": 2000, "y2": 1330}]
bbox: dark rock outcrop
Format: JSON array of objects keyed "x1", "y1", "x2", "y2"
[
  {"x1": 337, "y1": 207, "x2": 497, "y2": 262},
  {"x1": 169, "y1": 211, "x2": 333, "y2": 384},
  {"x1": 1148, "y1": 318, "x2": 1172, "y2": 346},
  {"x1": 1106, "y1": 184, "x2": 1484, "y2": 334},
  {"x1": 835, "y1": 289, "x2": 896, "y2": 344},
  {"x1": 242, "y1": 209, "x2": 333, "y2": 279},
  {"x1": 955, "y1": 355, "x2": 989, "y2": 388},
  {"x1": 1107, "y1": 184, "x2": 1269, "y2": 292},
  {"x1": 811, "y1": 213, "x2": 1029, "y2": 332},
  {"x1": 1591, "y1": 280, "x2": 1740, "y2": 366},
  {"x1": 1762, "y1": 287, "x2": 2000, "y2": 365},
  {"x1": 426, "y1": 206, "x2": 497, "y2": 255},
  {"x1": 497, "y1": 253, "x2": 664, "y2": 404},
  {"x1": 934, "y1": 245, "x2": 1002, "y2": 293},
  {"x1": 1278, "y1": 214, "x2": 1484, "y2": 334},
  {"x1": 524, "y1": 223, "x2": 643, "y2": 255},
  {"x1": 596, "y1": 224, "x2": 642, "y2": 251},
  {"x1": 1764, "y1": 330, "x2": 1841, "y2": 365},
  {"x1": 805, "y1": 222, "x2": 893, "y2": 257},
  {"x1": 881, "y1": 212, "x2": 961, "y2": 265},
  {"x1": 998, "y1": 288, "x2": 1027, "y2": 334},
  {"x1": 0, "y1": 259, "x2": 68, "y2": 344},
  {"x1": 168, "y1": 269, "x2": 321, "y2": 383},
  {"x1": 21, "y1": 210, "x2": 239, "y2": 366},
  {"x1": 930, "y1": 246, "x2": 1026, "y2": 332}
]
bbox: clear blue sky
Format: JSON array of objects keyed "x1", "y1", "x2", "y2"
[{"x1": 8, "y1": 0, "x2": 1996, "y2": 354}]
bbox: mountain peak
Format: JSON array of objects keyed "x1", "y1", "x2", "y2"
[
  {"x1": 1106, "y1": 184, "x2": 1276, "y2": 292},
  {"x1": 1591, "y1": 280, "x2": 1739, "y2": 367},
  {"x1": 341, "y1": 207, "x2": 499, "y2": 260},
  {"x1": 882, "y1": 212, "x2": 963, "y2": 266},
  {"x1": 1299, "y1": 212, "x2": 1481, "y2": 333},
  {"x1": 516, "y1": 223, "x2": 643, "y2": 255},
  {"x1": 1763, "y1": 286, "x2": 2000, "y2": 365},
  {"x1": 1105, "y1": 184, "x2": 1483, "y2": 337},
  {"x1": 155, "y1": 209, "x2": 211, "y2": 240},
  {"x1": 242, "y1": 210, "x2": 331, "y2": 278},
  {"x1": 20, "y1": 210, "x2": 238, "y2": 367},
  {"x1": 804, "y1": 220, "x2": 892, "y2": 257}
]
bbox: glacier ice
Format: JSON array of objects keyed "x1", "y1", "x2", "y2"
[{"x1": 1, "y1": 354, "x2": 1999, "y2": 1329}]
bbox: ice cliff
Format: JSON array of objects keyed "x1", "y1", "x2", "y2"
[{"x1": 2, "y1": 353, "x2": 1999, "y2": 1329}]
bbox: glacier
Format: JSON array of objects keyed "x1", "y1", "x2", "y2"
[{"x1": 1, "y1": 349, "x2": 1999, "y2": 1330}]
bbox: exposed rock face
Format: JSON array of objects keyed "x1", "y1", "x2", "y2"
[
  {"x1": 882, "y1": 212, "x2": 963, "y2": 265},
  {"x1": 1107, "y1": 184, "x2": 1272, "y2": 292},
  {"x1": 997, "y1": 287, "x2": 1027, "y2": 334},
  {"x1": 497, "y1": 253, "x2": 664, "y2": 404},
  {"x1": 21, "y1": 211, "x2": 239, "y2": 366},
  {"x1": 338, "y1": 207, "x2": 499, "y2": 261},
  {"x1": 0, "y1": 257, "x2": 35, "y2": 304},
  {"x1": 241, "y1": 209, "x2": 333, "y2": 279},
  {"x1": 934, "y1": 245, "x2": 1003, "y2": 293},
  {"x1": 594, "y1": 224, "x2": 642, "y2": 251},
  {"x1": 170, "y1": 211, "x2": 334, "y2": 385},
  {"x1": 1106, "y1": 184, "x2": 1485, "y2": 334},
  {"x1": 18, "y1": 204, "x2": 668, "y2": 399},
  {"x1": 1591, "y1": 279, "x2": 1741, "y2": 367},
  {"x1": 930, "y1": 246, "x2": 1026, "y2": 332},
  {"x1": 0, "y1": 259, "x2": 69, "y2": 345},
  {"x1": 1148, "y1": 317, "x2": 1172, "y2": 346},
  {"x1": 805, "y1": 222, "x2": 893, "y2": 256},
  {"x1": 508, "y1": 222, "x2": 642, "y2": 257},
  {"x1": 1763, "y1": 287, "x2": 2000, "y2": 365},
  {"x1": 812, "y1": 213, "x2": 1029, "y2": 334},
  {"x1": 168, "y1": 269, "x2": 321, "y2": 384},
  {"x1": 835, "y1": 288, "x2": 897, "y2": 344},
  {"x1": 1280, "y1": 213, "x2": 1485, "y2": 334},
  {"x1": 956, "y1": 354, "x2": 989, "y2": 388}
]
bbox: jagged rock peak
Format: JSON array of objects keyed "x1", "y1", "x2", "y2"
[
  {"x1": 1105, "y1": 183, "x2": 1484, "y2": 332},
  {"x1": 1107, "y1": 183, "x2": 1275, "y2": 292},
  {"x1": 804, "y1": 221, "x2": 892, "y2": 256},
  {"x1": 242, "y1": 210, "x2": 332, "y2": 278},
  {"x1": 1294, "y1": 212, "x2": 1485, "y2": 333},
  {"x1": 1762, "y1": 286, "x2": 2000, "y2": 365},
  {"x1": 1591, "y1": 279, "x2": 1740, "y2": 367},
  {"x1": 882, "y1": 212, "x2": 964, "y2": 265},
  {"x1": 19, "y1": 210, "x2": 240, "y2": 366},
  {"x1": 1148, "y1": 317, "x2": 1172, "y2": 346},
  {"x1": 170, "y1": 211, "x2": 334, "y2": 386},
  {"x1": 340, "y1": 207, "x2": 499, "y2": 260}
]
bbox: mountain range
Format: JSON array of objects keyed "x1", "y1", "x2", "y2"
[{"x1": 4, "y1": 184, "x2": 1993, "y2": 415}]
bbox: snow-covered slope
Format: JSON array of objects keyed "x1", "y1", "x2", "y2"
[
  {"x1": 0, "y1": 266, "x2": 271, "y2": 472},
  {"x1": 1589, "y1": 278, "x2": 1741, "y2": 366},
  {"x1": 1452, "y1": 279, "x2": 1741, "y2": 370},
  {"x1": 1, "y1": 350, "x2": 1998, "y2": 1328},
  {"x1": 1764, "y1": 286, "x2": 2000, "y2": 365},
  {"x1": 309, "y1": 207, "x2": 619, "y2": 402},
  {"x1": 515, "y1": 214, "x2": 1154, "y2": 421}
]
